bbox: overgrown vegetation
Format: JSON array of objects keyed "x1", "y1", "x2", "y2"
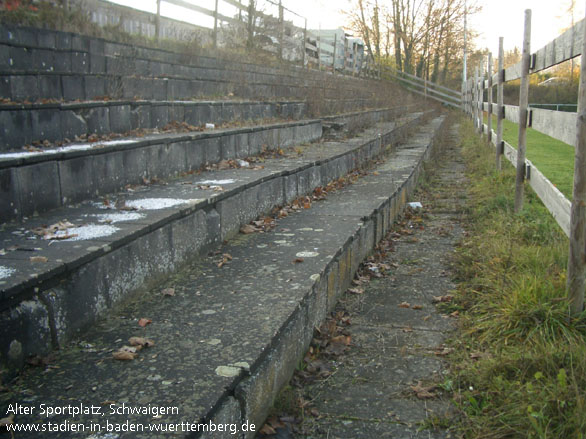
[{"x1": 448, "y1": 118, "x2": 586, "y2": 438}]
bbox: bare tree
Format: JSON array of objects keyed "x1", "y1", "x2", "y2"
[{"x1": 345, "y1": 0, "x2": 478, "y2": 85}]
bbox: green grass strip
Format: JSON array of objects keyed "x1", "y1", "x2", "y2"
[
  {"x1": 447, "y1": 117, "x2": 586, "y2": 438},
  {"x1": 485, "y1": 114, "x2": 575, "y2": 200}
]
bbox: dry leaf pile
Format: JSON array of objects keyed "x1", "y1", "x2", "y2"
[
  {"x1": 112, "y1": 336, "x2": 155, "y2": 361},
  {"x1": 32, "y1": 220, "x2": 80, "y2": 240}
]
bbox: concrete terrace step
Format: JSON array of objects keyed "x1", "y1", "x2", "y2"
[
  {"x1": 0, "y1": 25, "x2": 389, "y2": 105},
  {"x1": 0, "y1": 111, "x2": 427, "y2": 375},
  {"x1": 1, "y1": 70, "x2": 382, "y2": 109},
  {"x1": 0, "y1": 115, "x2": 446, "y2": 439},
  {"x1": 0, "y1": 107, "x2": 409, "y2": 223},
  {"x1": 0, "y1": 118, "x2": 322, "y2": 223},
  {"x1": 0, "y1": 99, "x2": 307, "y2": 151}
]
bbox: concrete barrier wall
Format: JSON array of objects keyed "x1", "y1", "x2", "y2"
[
  {"x1": 0, "y1": 119, "x2": 322, "y2": 222},
  {"x1": 0, "y1": 100, "x2": 306, "y2": 151}
]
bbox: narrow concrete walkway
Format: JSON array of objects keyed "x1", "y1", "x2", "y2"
[{"x1": 287, "y1": 124, "x2": 466, "y2": 439}]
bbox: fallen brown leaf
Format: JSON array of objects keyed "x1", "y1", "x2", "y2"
[
  {"x1": 348, "y1": 288, "x2": 364, "y2": 295},
  {"x1": 434, "y1": 347, "x2": 454, "y2": 356},
  {"x1": 240, "y1": 224, "x2": 258, "y2": 234},
  {"x1": 161, "y1": 288, "x2": 175, "y2": 296},
  {"x1": 112, "y1": 350, "x2": 138, "y2": 361},
  {"x1": 138, "y1": 318, "x2": 152, "y2": 327},
  {"x1": 30, "y1": 256, "x2": 48, "y2": 263},
  {"x1": 410, "y1": 381, "x2": 436, "y2": 399},
  {"x1": 399, "y1": 302, "x2": 411, "y2": 308},
  {"x1": 293, "y1": 257, "x2": 304, "y2": 263},
  {"x1": 330, "y1": 335, "x2": 351, "y2": 346},
  {"x1": 129, "y1": 337, "x2": 155, "y2": 348},
  {"x1": 432, "y1": 294, "x2": 454, "y2": 303},
  {"x1": 259, "y1": 424, "x2": 276, "y2": 435},
  {"x1": 411, "y1": 304, "x2": 423, "y2": 310}
]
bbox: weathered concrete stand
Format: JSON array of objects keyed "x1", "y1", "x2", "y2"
[{"x1": 0, "y1": 115, "x2": 445, "y2": 438}]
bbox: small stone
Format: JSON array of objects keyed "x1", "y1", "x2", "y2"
[{"x1": 215, "y1": 366, "x2": 240, "y2": 377}]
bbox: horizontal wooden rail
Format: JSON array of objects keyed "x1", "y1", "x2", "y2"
[
  {"x1": 504, "y1": 18, "x2": 585, "y2": 81},
  {"x1": 485, "y1": 124, "x2": 571, "y2": 236},
  {"x1": 389, "y1": 74, "x2": 461, "y2": 105},
  {"x1": 387, "y1": 68, "x2": 462, "y2": 97},
  {"x1": 482, "y1": 103, "x2": 577, "y2": 147}
]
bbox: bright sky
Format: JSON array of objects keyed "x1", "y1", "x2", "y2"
[{"x1": 109, "y1": 0, "x2": 581, "y2": 56}]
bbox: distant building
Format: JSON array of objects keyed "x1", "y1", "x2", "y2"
[{"x1": 310, "y1": 29, "x2": 364, "y2": 73}]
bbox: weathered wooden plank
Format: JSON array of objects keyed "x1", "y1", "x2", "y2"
[
  {"x1": 531, "y1": 108, "x2": 577, "y2": 147},
  {"x1": 497, "y1": 37, "x2": 504, "y2": 171},
  {"x1": 488, "y1": 53, "x2": 493, "y2": 143},
  {"x1": 503, "y1": 104, "x2": 521, "y2": 124},
  {"x1": 504, "y1": 62, "x2": 523, "y2": 82},
  {"x1": 515, "y1": 9, "x2": 531, "y2": 213},
  {"x1": 529, "y1": 160, "x2": 571, "y2": 236},
  {"x1": 484, "y1": 125, "x2": 571, "y2": 236},
  {"x1": 534, "y1": 18, "x2": 584, "y2": 72},
  {"x1": 392, "y1": 69, "x2": 462, "y2": 97},
  {"x1": 503, "y1": 18, "x2": 584, "y2": 82},
  {"x1": 389, "y1": 75, "x2": 460, "y2": 104},
  {"x1": 566, "y1": 12, "x2": 586, "y2": 315},
  {"x1": 406, "y1": 87, "x2": 460, "y2": 108}
]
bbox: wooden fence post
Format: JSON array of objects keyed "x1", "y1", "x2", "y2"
[
  {"x1": 213, "y1": 0, "x2": 219, "y2": 48},
  {"x1": 278, "y1": 0, "x2": 284, "y2": 61},
  {"x1": 487, "y1": 52, "x2": 493, "y2": 143},
  {"x1": 566, "y1": 14, "x2": 586, "y2": 317},
  {"x1": 352, "y1": 42, "x2": 357, "y2": 76},
  {"x1": 155, "y1": 0, "x2": 161, "y2": 41},
  {"x1": 317, "y1": 27, "x2": 321, "y2": 70},
  {"x1": 474, "y1": 66, "x2": 479, "y2": 130},
  {"x1": 302, "y1": 18, "x2": 307, "y2": 69},
  {"x1": 514, "y1": 9, "x2": 532, "y2": 214},
  {"x1": 496, "y1": 37, "x2": 504, "y2": 171},
  {"x1": 247, "y1": 0, "x2": 254, "y2": 49},
  {"x1": 477, "y1": 61, "x2": 483, "y2": 134},
  {"x1": 332, "y1": 33, "x2": 337, "y2": 75}
]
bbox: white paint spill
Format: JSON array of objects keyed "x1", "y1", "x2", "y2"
[
  {"x1": 197, "y1": 179, "x2": 236, "y2": 185},
  {"x1": 93, "y1": 212, "x2": 145, "y2": 223},
  {"x1": 296, "y1": 251, "x2": 319, "y2": 258},
  {"x1": 215, "y1": 366, "x2": 241, "y2": 377},
  {"x1": 50, "y1": 224, "x2": 119, "y2": 241},
  {"x1": 201, "y1": 309, "x2": 216, "y2": 315},
  {"x1": 0, "y1": 139, "x2": 138, "y2": 160},
  {"x1": 0, "y1": 266, "x2": 16, "y2": 280},
  {"x1": 125, "y1": 198, "x2": 189, "y2": 210}
]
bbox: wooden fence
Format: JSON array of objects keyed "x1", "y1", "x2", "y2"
[
  {"x1": 463, "y1": 11, "x2": 586, "y2": 315},
  {"x1": 381, "y1": 66, "x2": 462, "y2": 108}
]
